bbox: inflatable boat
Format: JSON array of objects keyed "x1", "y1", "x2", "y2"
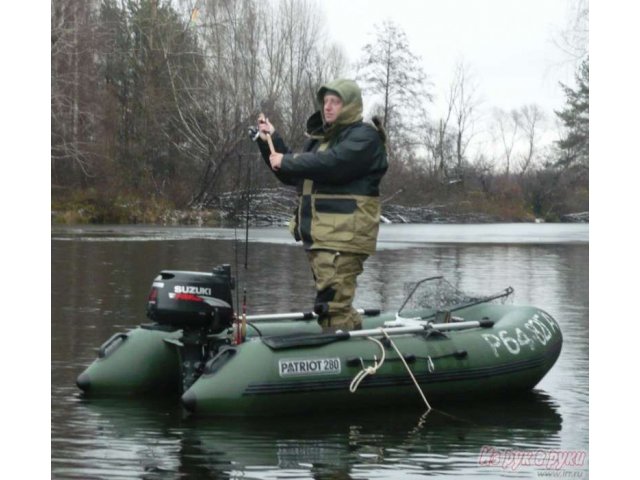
[{"x1": 76, "y1": 265, "x2": 562, "y2": 416}]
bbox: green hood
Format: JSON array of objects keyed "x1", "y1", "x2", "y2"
[{"x1": 316, "y1": 78, "x2": 363, "y2": 131}]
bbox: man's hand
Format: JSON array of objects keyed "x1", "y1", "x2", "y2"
[
  {"x1": 257, "y1": 113, "x2": 275, "y2": 141},
  {"x1": 270, "y1": 152, "x2": 283, "y2": 171}
]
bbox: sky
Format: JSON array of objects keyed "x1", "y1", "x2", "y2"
[{"x1": 319, "y1": 0, "x2": 579, "y2": 123}]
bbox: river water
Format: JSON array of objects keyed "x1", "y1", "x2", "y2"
[{"x1": 51, "y1": 223, "x2": 589, "y2": 479}]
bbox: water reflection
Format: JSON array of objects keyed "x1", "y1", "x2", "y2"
[{"x1": 67, "y1": 391, "x2": 561, "y2": 479}]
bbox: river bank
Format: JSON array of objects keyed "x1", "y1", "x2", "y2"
[{"x1": 51, "y1": 187, "x2": 588, "y2": 226}]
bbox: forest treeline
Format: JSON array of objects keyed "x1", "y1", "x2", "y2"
[{"x1": 51, "y1": 0, "x2": 589, "y2": 224}]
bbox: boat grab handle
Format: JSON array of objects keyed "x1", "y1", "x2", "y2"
[{"x1": 98, "y1": 332, "x2": 128, "y2": 358}]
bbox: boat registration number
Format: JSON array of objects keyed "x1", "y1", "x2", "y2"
[{"x1": 278, "y1": 358, "x2": 342, "y2": 377}]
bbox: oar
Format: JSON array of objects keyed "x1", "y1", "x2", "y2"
[
  {"x1": 262, "y1": 319, "x2": 494, "y2": 350},
  {"x1": 247, "y1": 308, "x2": 381, "y2": 322}
]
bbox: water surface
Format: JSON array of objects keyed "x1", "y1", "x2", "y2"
[{"x1": 52, "y1": 223, "x2": 588, "y2": 478}]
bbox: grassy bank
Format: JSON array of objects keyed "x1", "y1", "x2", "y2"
[
  {"x1": 51, "y1": 189, "x2": 223, "y2": 226},
  {"x1": 51, "y1": 187, "x2": 558, "y2": 226}
]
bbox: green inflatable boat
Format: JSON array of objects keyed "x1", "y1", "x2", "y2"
[{"x1": 76, "y1": 266, "x2": 562, "y2": 416}]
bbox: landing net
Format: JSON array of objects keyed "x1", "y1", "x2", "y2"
[{"x1": 398, "y1": 276, "x2": 513, "y2": 316}]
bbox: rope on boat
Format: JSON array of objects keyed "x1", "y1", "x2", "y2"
[
  {"x1": 348, "y1": 328, "x2": 432, "y2": 412},
  {"x1": 382, "y1": 329, "x2": 432, "y2": 411},
  {"x1": 349, "y1": 336, "x2": 386, "y2": 393}
]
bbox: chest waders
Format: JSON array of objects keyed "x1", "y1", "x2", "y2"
[{"x1": 291, "y1": 142, "x2": 369, "y2": 331}]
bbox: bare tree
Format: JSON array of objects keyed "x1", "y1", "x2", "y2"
[
  {"x1": 424, "y1": 118, "x2": 454, "y2": 182},
  {"x1": 273, "y1": 0, "x2": 342, "y2": 147},
  {"x1": 450, "y1": 60, "x2": 480, "y2": 176},
  {"x1": 516, "y1": 104, "x2": 546, "y2": 175},
  {"x1": 164, "y1": 0, "x2": 264, "y2": 205},
  {"x1": 492, "y1": 108, "x2": 521, "y2": 178},
  {"x1": 306, "y1": 44, "x2": 347, "y2": 106},
  {"x1": 163, "y1": 0, "x2": 345, "y2": 205},
  {"x1": 421, "y1": 59, "x2": 479, "y2": 184},
  {"x1": 554, "y1": 0, "x2": 589, "y2": 64},
  {"x1": 51, "y1": 0, "x2": 100, "y2": 186}
]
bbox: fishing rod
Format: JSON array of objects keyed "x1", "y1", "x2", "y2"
[
  {"x1": 232, "y1": 148, "x2": 259, "y2": 344},
  {"x1": 232, "y1": 153, "x2": 255, "y2": 318},
  {"x1": 233, "y1": 154, "x2": 242, "y2": 325},
  {"x1": 234, "y1": 113, "x2": 279, "y2": 344},
  {"x1": 235, "y1": 114, "x2": 279, "y2": 343},
  {"x1": 239, "y1": 148, "x2": 253, "y2": 344}
]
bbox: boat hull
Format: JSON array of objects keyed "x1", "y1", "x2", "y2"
[
  {"x1": 181, "y1": 304, "x2": 562, "y2": 415},
  {"x1": 76, "y1": 327, "x2": 182, "y2": 396}
]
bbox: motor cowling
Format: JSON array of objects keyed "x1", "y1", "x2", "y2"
[{"x1": 146, "y1": 264, "x2": 234, "y2": 332}]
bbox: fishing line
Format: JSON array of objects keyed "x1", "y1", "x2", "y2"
[
  {"x1": 233, "y1": 154, "x2": 242, "y2": 314},
  {"x1": 231, "y1": 146, "x2": 257, "y2": 343},
  {"x1": 244, "y1": 154, "x2": 251, "y2": 270},
  {"x1": 239, "y1": 151, "x2": 252, "y2": 343}
]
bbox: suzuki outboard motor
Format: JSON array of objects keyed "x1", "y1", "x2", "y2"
[
  {"x1": 145, "y1": 264, "x2": 235, "y2": 392},
  {"x1": 146, "y1": 264, "x2": 234, "y2": 333}
]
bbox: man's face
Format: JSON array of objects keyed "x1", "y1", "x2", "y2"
[{"x1": 323, "y1": 93, "x2": 343, "y2": 124}]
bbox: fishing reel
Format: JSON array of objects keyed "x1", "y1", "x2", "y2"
[{"x1": 247, "y1": 125, "x2": 260, "y2": 141}]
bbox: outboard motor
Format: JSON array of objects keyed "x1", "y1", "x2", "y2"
[
  {"x1": 145, "y1": 264, "x2": 235, "y2": 392},
  {"x1": 146, "y1": 264, "x2": 234, "y2": 333}
]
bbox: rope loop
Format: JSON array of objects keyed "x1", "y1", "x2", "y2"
[
  {"x1": 348, "y1": 327, "x2": 432, "y2": 412},
  {"x1": 349, "y1": 336, "x2": 385, "y2": 393}
]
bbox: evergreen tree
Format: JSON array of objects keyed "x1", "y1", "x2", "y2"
[
  {"x1": 555, "y1": 57, "x2": 589, "y2": 170},
  {"x1": 356, "y1": 20, "x2": 431, "y2": 148}
]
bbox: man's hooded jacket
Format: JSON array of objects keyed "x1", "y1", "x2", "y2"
[{"x1": 257, "y1": 79, "x2": 388, "y2": 255}]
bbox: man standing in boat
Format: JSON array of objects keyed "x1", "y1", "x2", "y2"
[{"x1": 254, "y1": 78, "x2": 388, "y2": 332}]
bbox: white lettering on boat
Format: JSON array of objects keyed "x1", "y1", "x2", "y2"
[
  {"x1": 539, "y1": 311, "x2": 560, "y2": 333},
  {"x1": 516, "y1": 328, "x2": 535, "y2": 351},
  {"x1": 278, "y1": 358, "x2": 341, "y2": 377},
  {"x1": 482, "y1": 312, "x2": 558, "y2": 357},
  {"x1": 525, "y1": 315, "x2": 552, "y2": 345},
  {"x1": 482, "y1": 334, "x2": 502, "y2": 357},
  {"x1": 499, "y1": 330, "x2": 520, "y2": 354}
]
